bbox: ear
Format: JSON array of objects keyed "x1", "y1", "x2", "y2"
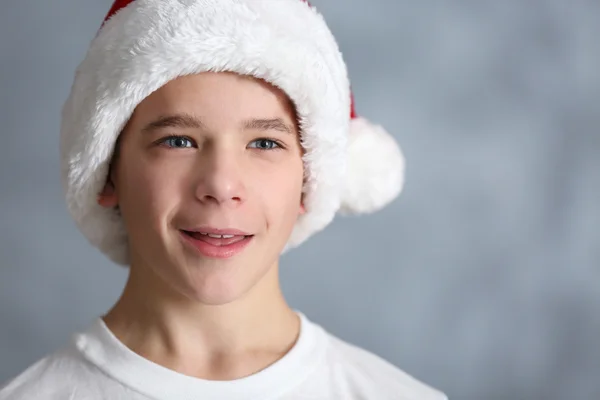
[
  {"x1": 299, "y1": 195, "x2": 306, "y2": 215},
  {"x1": 298, "y1": 191, "x2": 307, "y2": 215},
  {"x1": 97, "y1": 181, "x2": 118, "y2": 208},
  {"x1": 299, "y1": 203, "x2": 306, "y2": 215}
]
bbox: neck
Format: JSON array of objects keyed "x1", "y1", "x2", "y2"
[{"x1": 102, "y1": 259, "x2": 300, "y2": 380}]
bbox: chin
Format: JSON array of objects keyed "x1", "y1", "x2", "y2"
[
  {"x1": 174, "y1": 264, "x2": 258, "y2": 306},
  {"x1": 158, "y1": 235, "x2": 278, "y2": 305},
  {"x1": 183, "y1": 282, "x2": 250, "y2": 306}
]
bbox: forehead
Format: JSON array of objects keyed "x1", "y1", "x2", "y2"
[{"x1": 131, "y1": 72, "x2": 297, "y2": 123}]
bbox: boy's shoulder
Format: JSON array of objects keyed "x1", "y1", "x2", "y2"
[
  {"x1": 0, "y1": 344, "x2": 142, "y2": 400},
  {"x1": 0, "y1": 346, "x2": 73, "y2": 399},
  {"x1": 314, "y1": 324, "x2": 448, "y2": 400}
]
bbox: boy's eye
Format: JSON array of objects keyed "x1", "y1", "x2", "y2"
[
  {"x1": 161, "y1": 136, "x2": 194, "y2": 148},
  {"x1": 248, "y1": 139, "x2": 281, "y2": 150}
]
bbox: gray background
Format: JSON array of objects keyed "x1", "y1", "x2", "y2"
[{"x1": 1, "y1": 0, "x2": 599, "y2": 399}]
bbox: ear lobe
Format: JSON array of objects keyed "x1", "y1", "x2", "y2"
[
  {"x1": 97, "y1": 182, "x2": 118, "y2": 208},
  {"x1": 299, "y1": 202, "x2": 306, "y2": 216}
]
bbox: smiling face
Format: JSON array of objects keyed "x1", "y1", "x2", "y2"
[{"x1": 98, "y1": 72, "x2": 305, "y2": 305}]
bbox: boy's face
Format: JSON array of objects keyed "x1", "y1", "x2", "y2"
[{"x1": 98, "y1": 72, "x2": 305, "y2": 305}]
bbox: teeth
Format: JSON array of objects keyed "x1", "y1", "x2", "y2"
[
  {"x1": 204, "y1": 233, "x2": 236, "y2": 239},
  {"x1": 187, "y1": 231, "x2": 241, "y2": 239}
]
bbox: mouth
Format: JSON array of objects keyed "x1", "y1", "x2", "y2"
[{"x1": 179, "y1": 229, "x2": 254, "y2": 259}]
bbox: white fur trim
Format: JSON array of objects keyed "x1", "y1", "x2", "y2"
[
  {"x1": 60, "y1": 0, "x2": 350, "y2": 265},
  {"x1": 339, "y1": 117, "x2": 405, "y2": 215}
]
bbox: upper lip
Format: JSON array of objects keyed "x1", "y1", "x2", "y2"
[{"x1": 181, "y1": 227, "x2": 252, "y2": 236}]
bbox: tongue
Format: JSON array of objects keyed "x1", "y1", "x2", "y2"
[{"x1": 188, "y1": 232, "x2": 247, "y2": 246}]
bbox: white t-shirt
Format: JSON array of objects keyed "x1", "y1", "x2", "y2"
[{"x1": 0, "y1": 313, "x2": 447, "y2": 400}]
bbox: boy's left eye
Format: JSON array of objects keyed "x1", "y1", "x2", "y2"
[{"x1": 247, "y1": 139, "x2": 281, "y2": 150}]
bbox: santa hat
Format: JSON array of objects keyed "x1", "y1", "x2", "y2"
[{"x1": 60, "y1": 0, "x2": 405, "y2": 266}]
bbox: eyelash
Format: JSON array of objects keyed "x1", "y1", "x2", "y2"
[
  {"x1": 247, "y1": 138, "x2": 285, "y2": 151},
  {"x1": 157, "y1": 135, "x2": 195, "y2": 149},
  {"x1": 156, "y1": 135, "x2": 286, "y2": 151}
]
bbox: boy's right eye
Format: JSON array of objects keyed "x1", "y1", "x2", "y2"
[{"x1": 159, "y1": 136, "x2": 195, "y2": 148}]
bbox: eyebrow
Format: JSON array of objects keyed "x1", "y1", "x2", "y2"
[
  {"x1": 141, "y1": 114, "x2": 294, "y2": 135},
  {"x1": 243, "y1": 118, "x2": 294, "y2": 135},
  {"x1": 141, "y1": 113, "x2": 205, "y2": 133}
]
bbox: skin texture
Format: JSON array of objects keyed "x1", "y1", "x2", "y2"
[{"x1": 97, "y1": 72, "x2": 306, "y2": 380}]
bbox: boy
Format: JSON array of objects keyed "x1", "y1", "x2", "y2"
[{"x1": 0, "y1": 0, "x2": 447, "y2": 399}]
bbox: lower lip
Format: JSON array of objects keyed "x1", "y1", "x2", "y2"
[{"x1": 179, "y1": 231, "x2": 253, "y2": 259}]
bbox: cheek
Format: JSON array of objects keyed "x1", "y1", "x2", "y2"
[
  {"x1": 254, "y1": 160, "x2": 304, "y2": 227},
  {"x1": 117, "y1": 156, "x2": 184, "y2": 228}
]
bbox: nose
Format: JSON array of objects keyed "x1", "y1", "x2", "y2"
[{"x1": 194, "y1": 146, "x2": 246, "y2": 208}]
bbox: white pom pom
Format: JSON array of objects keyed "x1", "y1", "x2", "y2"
[{"x1": 339, "y1": 117, "x2": 406, "y2": 215}]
